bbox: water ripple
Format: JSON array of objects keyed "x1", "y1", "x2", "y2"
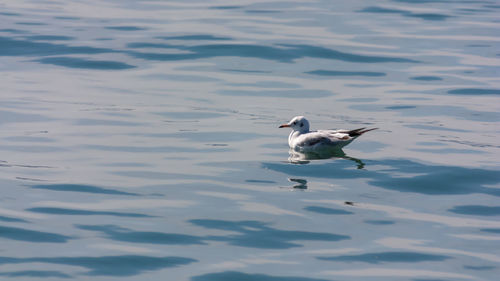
[
  {"x1": 190, "y1": 219, "x2": 350, "y2": 249},
  {"x1": 191, "y1": 271, "x2": 330, "y2": 281},
  {"x1": 31, "y1": 184, "x2": 138, "y2": 196},
  {"x1": 0, "y1": 255, "x2": 196, "y2": 276},
  {"x1": 0, "y1": 226, "x2": 72, "y2": 243}
]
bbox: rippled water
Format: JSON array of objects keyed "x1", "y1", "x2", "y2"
[{"x1": 1, "y1": 0, "x2": 499, "y2": 280}]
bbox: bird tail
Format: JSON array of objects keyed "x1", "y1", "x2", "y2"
[{"x1": 347, "y1": 127, "x2": 378, "y2": 137}]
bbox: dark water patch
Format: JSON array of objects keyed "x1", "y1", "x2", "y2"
[
  {"x1": 0, "y1": 36, "x2": 116, "y2": 57},
  {"x1": 99, "y1": 162, "x2": 152, "y2": 167},
  {"x1": 76, "y1": 224, "x2": 206, "y2": 245},
  {"x1": 17, "y1": 164, "x2": 53, "y2": 169},
  {"x1": 245, "y1": 179, "x2": 277, "y2": 184},
  {"x1": 206, "y1": 143, "x2": 228, "y2": 147},
  {"x1": 16, "y1": 22, "x2": 46, "y2": 25},
  {"x1": 263, "y1": 159, "x2": 500, "y2": 196},
  {"x1": 359, "y1": 7, "x2": 408, "y2": 14},
  {"x1": 280, "y1": 44, "x2": 418, "y2": 63},
  {"x1": 54, "y1": 16, "x2": 80, "y2": 20},
  {"x1": 210, "y1": 5, "x2": 243, "y2": 10},
  {"x1": 0, "y1": 226, "x2": 72, "y2": 243},
  {"x1": 194, "y1": 44, "x2": 290, "y2": 61},
  {"x1": 28, "y1": 208, "x2": 153, "y2": 218},
  {"x1": 0, "y1": 29, "x2": 27, "y2": 34},
  {"x1": 228, "y1": 81, "x2": 300, "y2": 88},
  {"x1": 106, "y1": 26, "x2": 147, "y2": 31},
  {"x1": 31, "y1": 184, "x2": 138, "y2": 195},
  {"x1": 467, "y1": 44, "x2": 490, "y2": 47},
  {"x1": 158, "y1": 34, "x2": 231, "y2": 41},
  {"x1": 307, "y1": 70, "x2": 386, "y2": 77},
  {"x1": 218, "y1": 89, "x2": 333, "y2": 98},
  {"x1": 364, "y1": 220, "x2": 395, "y2": 225},
  {"x1": 0, "y1": 12, "x2": 21, "y2": 16},
  {"x1": 128, "y1": 43, "x2": 292, "y2": 62},
  {"x1": 190, "y1": 219, "x2": 350, "y2": 249},
  {"x1": 480, "y1": 228, "x2": 500, "y2": 233},
  {"x1": 0, "y1": 270, "x2": 71, "y2": 278},
  {"x1": 191, "y1": 271, "x2": 330, "y2": 281},
  {"x1": 0, "y1": 216, "x2": 28, "y2": 223},
  {"x1": 26, "y1": 35, "x2": 74, "y2": 41},
  {"x1": 74, "y1": 118, "x2": 143, "y2": 126},
  {"x1": 448, "y1": 88, "x2": 500, "y2": 95},
  {"x1": 38, "y1": 57, "x2": 135, "y2": 70},
  {"x1": 0, "y1": 255, "x2": 196, "y2": 276},
  {"x1": 304, "y1": 206, "x2": 353, "y2": 215},
  {"x1": 456, "y1": 8, "x2": 491, "y2": 14},
  {"x1": 410, "y1": 76, "x2": 442, "y2": 81},
  {"x1": 222, "y1": 68, "x2": 271, "y2": 73},
  {"x1": 128, "y1": 43, "x2": 417, "y2": 63},
  {"x1": 127, "y1": 42, "x2": 180, "y2": 49},
  {"x1": 142, "y1": 73, "x2": 220, "y2": 82},
  {"x1": 393, "y1": 0, "x2": 454, "y2": 3},
  {"x1": 246, "y1": 10, "x2": 280, "y2": 14},
  {"x1": 359, "y1": 6, "x2": 450, "y2": 21},
  {"x1": 1, "y1": 162, "x2": 53, "y2": 169},
  {"x1": 317, "y1": 251, "x2": 451, "y2": 263},
  {"x1": 464, "y1": 265, "x2": 496, "y2": 270},
  {"x1": 339, "y1": 97, "x2": 379, "y2": 102},
  {"x1": 412, "y1": 279, "x2": 450, "y2": 281},
  {"x1": 408, "y1": 13, "x2": 451, "y2": 21},
  {"x1": 406, "y1": 124, "x2": 469, "y2": 132},
  {"x1": 385, "y1": 105, "x2": 417, "y2": 110},
  {"x1": 347, "y1": 83, "x2": 391, "y2": 88},
  {"x1": 156, "y1": 111, "x2": 226, "y2": 119},
  {"x1": 448, "y1": 205, "x2": 500, "y2": 216}
]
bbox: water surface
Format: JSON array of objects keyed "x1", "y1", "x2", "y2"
[{"x1": 1, "y1": 0, "x2": 499, "y2": 280}]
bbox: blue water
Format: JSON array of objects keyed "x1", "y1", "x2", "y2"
[{"x1": 1, "y1": 0, "x2": 499, "y2": 280}]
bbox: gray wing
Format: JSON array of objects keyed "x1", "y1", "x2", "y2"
[{"x1": 296, "y1": 131, "x2": 350, "y2": 147}]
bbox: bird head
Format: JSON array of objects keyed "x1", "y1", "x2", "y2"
[{"x1": 279, "y1": 116, "x2": 310, "y2": 133}]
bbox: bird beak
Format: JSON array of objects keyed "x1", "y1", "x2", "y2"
[{"x1": 279, "y1": 124, "x2": 290, "y2": 128}]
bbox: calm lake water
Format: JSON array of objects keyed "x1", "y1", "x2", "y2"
[{"x1": 1, "y1": 0, "x2": 499, "y2": 280}]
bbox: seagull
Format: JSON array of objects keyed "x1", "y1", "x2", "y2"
[{"x1": 279, "y1": 116, "x2": 377, "y2": 152}]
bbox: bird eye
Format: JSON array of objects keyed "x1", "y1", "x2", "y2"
[{"x1": 293, "y1": 122, "x2": 297, "y2": 125}]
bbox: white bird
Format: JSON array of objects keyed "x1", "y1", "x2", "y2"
[{"x1": 279, "y1": 116, "x2": 377, "y2": 152}]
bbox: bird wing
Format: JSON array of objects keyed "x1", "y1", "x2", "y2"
[{"x1": 295, "y1": 131, "x2": 351, "y2": 147}]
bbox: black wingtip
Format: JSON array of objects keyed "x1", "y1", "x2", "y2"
[{"x1": 348, "y1": 128, "x2": 378, "y2": 137}]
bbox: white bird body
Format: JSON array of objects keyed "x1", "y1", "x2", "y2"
[
  {"x1": 280, "y1": 116, "x2": 377, "y2": 152},
  {"x1": 288, "y1": 129, "x2": 354, "y2": 151}
]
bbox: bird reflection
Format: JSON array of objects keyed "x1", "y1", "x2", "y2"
[
  {"x1": 289, "y1": 178, "x2": 307, "y2": 189},
  {"x1": 288, "y1": 148, "x2": 365, "y2": 169}
]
